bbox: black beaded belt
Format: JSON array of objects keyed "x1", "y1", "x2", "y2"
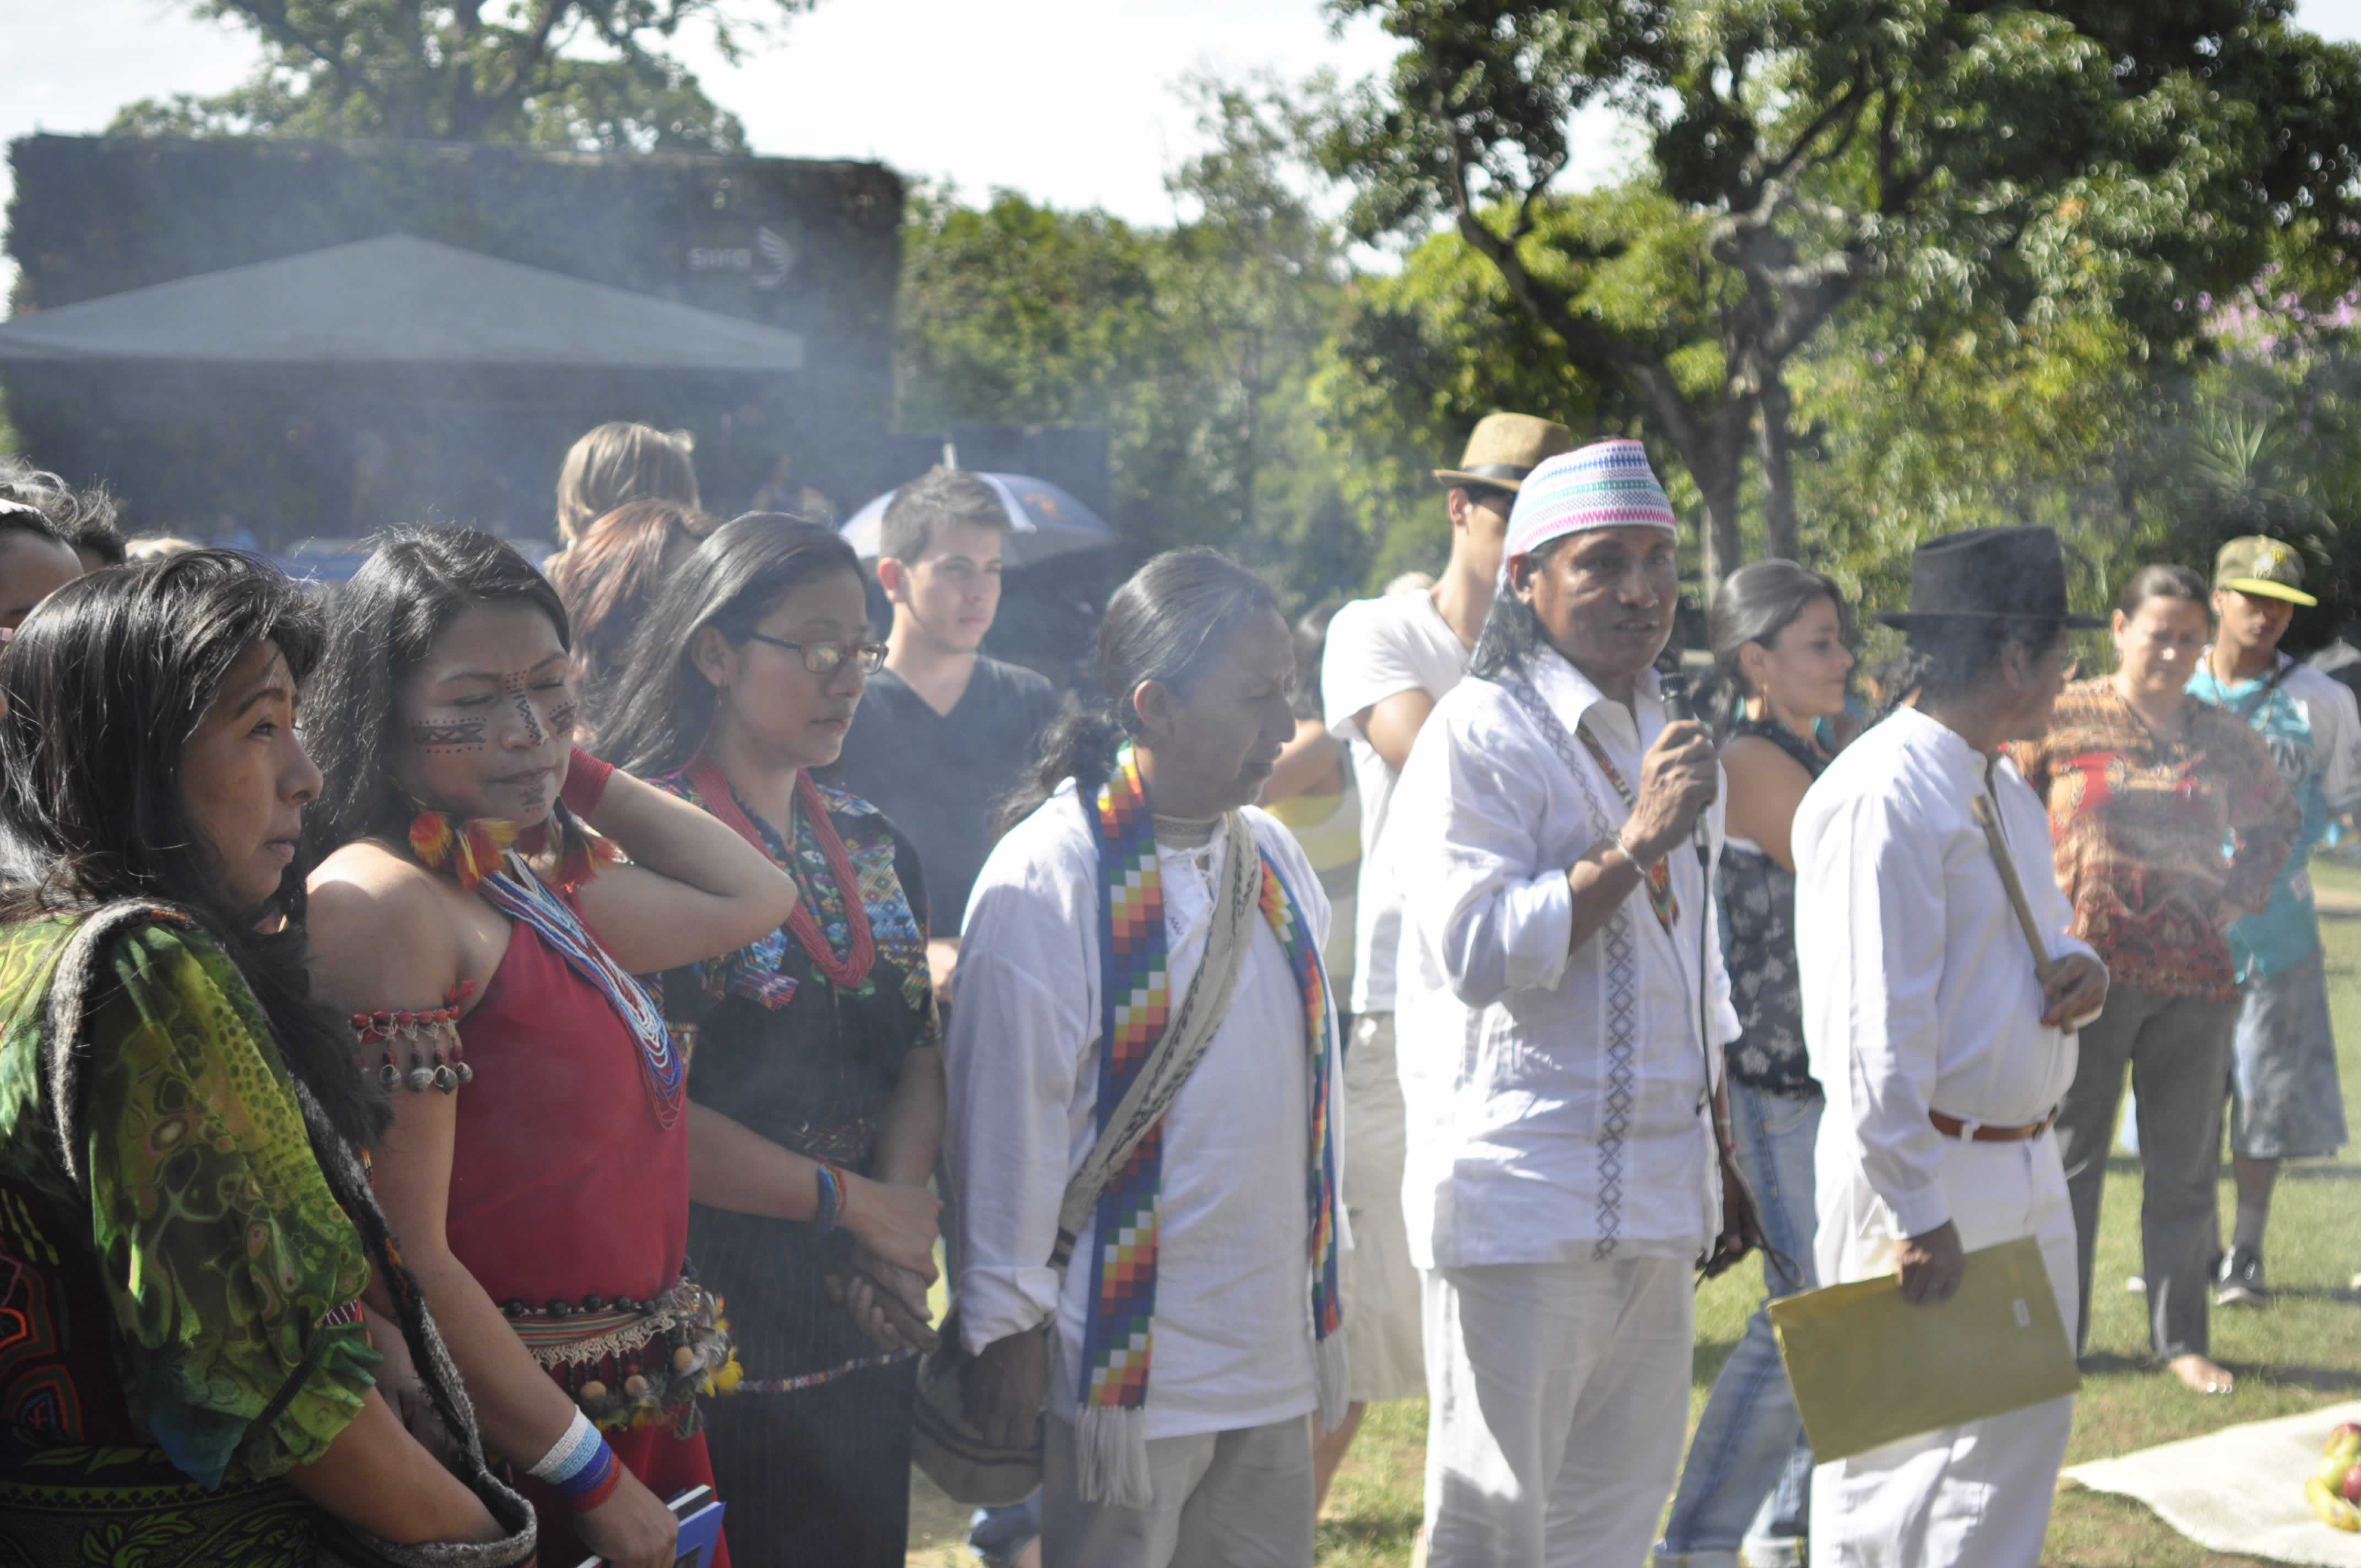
[{"x1": 502, "y1": 1272, "x2": 735, "y2": 1431}]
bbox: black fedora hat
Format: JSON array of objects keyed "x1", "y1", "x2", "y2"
[{"x1": 1874, "y1": 525, "x2": 2107, "y2": 631}]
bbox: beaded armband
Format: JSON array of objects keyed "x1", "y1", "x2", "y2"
[{"x1": 350, "y1": 981, "x2": 477, "y2": 1093}]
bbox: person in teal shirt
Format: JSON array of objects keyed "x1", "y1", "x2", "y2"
[{"x1": 2186, "y1": 536, "x2": 2361, "y2": 1306}]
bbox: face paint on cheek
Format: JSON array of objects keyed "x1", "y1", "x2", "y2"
[
  {"x1": 547, "y1": 700, "x2": 578, "y2": 742},
  {"x1": 409, "y1": 718, "x2": 488, "y2": 753},
  {"x1": 503, "y1": 672, "x2": 547, "y2": 746}
]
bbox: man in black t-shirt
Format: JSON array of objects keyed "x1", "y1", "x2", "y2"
[
  {"x1": 829, "y1": 465, "x2": 1060, "y2": 1568},
  {"x1": 830, "y1": 466, "x2": 1059, "y2": 1005}
]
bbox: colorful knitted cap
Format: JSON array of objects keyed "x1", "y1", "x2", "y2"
[{"x1": 1504, "y1": 438, "x2": 1677, "y2": 560}]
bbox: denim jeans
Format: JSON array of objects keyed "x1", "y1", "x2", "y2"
[
  {"x1": 969, "y1": 1495, "x2": 1043, "y2": 1568},
  {"x1": 1653, "y1": 1080, "x2": 1823, "y2": 1568}
]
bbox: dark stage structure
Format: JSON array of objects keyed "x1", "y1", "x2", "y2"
[{"x1": 1, "y1": 134, "x2": 904, "y2": 548}]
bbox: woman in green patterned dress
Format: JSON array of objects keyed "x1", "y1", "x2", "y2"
[{"x1": 0, "y1": 551, "x2": 533, "y2": 1566}]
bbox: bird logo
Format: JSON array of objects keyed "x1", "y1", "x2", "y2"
[{"x1": 753, "y1": 226, "x2": 797, "y2": 291}]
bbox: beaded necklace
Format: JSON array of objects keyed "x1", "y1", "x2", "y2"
[
  {"x1": 406, "y1": 802, "x2": 619, "y2": 894},
  {"x1": 475, "y1": 851, "x2": 684, "y2": 1128},
  {"x1": 401, "y1": 804, "x2": 672, "y2": 1124},
  {"x1": 684, "y1": 758, "x2": 877, "y2": 990}
]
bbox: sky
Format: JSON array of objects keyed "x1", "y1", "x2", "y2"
[
  {"x1": 0, "y1": 0, "x2": 1628, "y2": 304},
  {"x1": 4, "y1": 0, "x2": 2361, "y2": 306}
]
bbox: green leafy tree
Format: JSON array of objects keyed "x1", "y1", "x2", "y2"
[
  {"x1": 108, "y1": 1, "x2": 808, "y2": 151},
  {"x1": 1311, "y1": 179, "x2": 1718, "y2": 590},
  {"x1": 896, "y1": 83, "x2": 1361, "y2": 598},
  {"x1": 1310, "y1": 0, "x2": 2361, "y2": 588}
]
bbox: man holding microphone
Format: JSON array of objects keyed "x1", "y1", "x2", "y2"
[{"x1": 1389, "y1": 440, "x2": 1753, "y2": 1566}]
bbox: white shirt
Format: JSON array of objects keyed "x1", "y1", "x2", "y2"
[
  {"x1": 946, "y1": 786, "x2": 1332, "y2": 1440},
  {"x1": 2286, "y1": 662, "x2": 2361, "y2": 812},
  {"x1": 1323, "y1": 590, "x2": 1470, "y2": 1014},
  {"x1": 1793, "y1": 707, "x2": 2103, "y2": 1241},
  {"x1": 1391, "y1": 650, "x2": 1738, "y2": 1269}
]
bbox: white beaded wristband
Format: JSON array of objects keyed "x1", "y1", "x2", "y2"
[{"x1": 529, "y1": 1407, "x2": 602, "y2": 1483}]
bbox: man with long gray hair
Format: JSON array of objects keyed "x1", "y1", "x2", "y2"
[{"x1": 1794, "y1": 526, "x2": 2108, "y2": 1565}]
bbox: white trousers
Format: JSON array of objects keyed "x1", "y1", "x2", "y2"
[
  {"x1": 1340, "y1": 1012, "x2": 1426, "y2": 1403},
  {"x1": 1422, "y1": 1256, "x2": 1694, "y2": 1568},
  {"x1": 1040, "y1": 1413, "x2": 1315, "y2": 1568},
  {"x1": 1809, "y1": 1133, "x2": 2079, "y2": 1567}
]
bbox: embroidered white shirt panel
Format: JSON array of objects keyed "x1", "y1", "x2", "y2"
[{"x1": 1391, "y1": 650, "x2": 1738, "y2": 1272}]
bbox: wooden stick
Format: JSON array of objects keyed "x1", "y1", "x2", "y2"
[{"x1": 1971, "y1": 793, "x2": 2060, "y2": 985}]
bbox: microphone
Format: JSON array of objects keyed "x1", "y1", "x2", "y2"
[{"x1": 1658, "y1": 672, "x2": 1712, "y2": 868}]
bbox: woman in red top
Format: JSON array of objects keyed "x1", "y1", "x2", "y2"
[
  {"x1": 2012, "y1": 563, "x2": 2298, "y2": 1396},
  {"x1": 303, "y1": 529, "x2": 801, "y2": 1568}
]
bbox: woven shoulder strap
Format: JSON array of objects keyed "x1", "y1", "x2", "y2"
[
  {"x1": 1048, "y1": 812, "x2": 1259, "y2": 1270},
  {"x1": 42, "y1": 901, "x2": 196, "y2": 1191}
]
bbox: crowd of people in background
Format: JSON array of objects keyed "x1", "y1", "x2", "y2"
[{"x1": 0, "y1": 407, "x2": 2348, "y2": 1568}]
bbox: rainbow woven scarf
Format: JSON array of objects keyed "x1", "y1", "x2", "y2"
[{"x1": 1075, "y1": 744, "x2": 1344, "y2": 1504}]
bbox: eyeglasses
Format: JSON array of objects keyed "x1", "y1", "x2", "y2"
[{"x1": 744, "y1": 632, "x2": 887, "y2": 676}]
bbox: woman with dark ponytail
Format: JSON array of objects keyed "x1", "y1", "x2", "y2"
[
  {"x1": 1656, "y1": 558, "x2": 1853, "y2": 1567},
  {"x1": 949, "y1": 548, "x2": 1347, "y2": 1567},
  {"x1": 0, "y1": 551, "x2": 532, "y2": 1566}
]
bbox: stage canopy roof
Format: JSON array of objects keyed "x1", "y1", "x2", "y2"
[{"x1": 0, "y1": 234, "x2": 806, "y2": 372}]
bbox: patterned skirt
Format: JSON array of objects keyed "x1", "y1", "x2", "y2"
[{"x1": 0, "y1": 1436, "x2": 318, "y2": 1568}]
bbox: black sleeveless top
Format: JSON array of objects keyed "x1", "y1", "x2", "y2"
[{"x1": 1716, "y1": 718, "x2": 1828, "y2": 1096}]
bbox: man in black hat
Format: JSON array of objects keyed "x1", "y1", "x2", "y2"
[{"x1": 1791, "y1": 526, "x2": 2109, "y2": 1565}]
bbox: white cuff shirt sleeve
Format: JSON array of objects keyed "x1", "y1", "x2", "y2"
[
  {"x1": 1406, "y1": 723, "x2": 1577, "y2": 1007},
  {"x1": 945, "y1": 938, "x2": 1092, "y2": 1354}
]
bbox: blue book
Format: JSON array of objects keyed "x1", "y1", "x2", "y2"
[{"x1": 570, "y1": 1485, "x2": 727, "y2": 1568}]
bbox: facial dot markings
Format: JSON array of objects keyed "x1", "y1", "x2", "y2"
[{"x1": 503, "y1": 671, "x2": 547, "y2": 747}]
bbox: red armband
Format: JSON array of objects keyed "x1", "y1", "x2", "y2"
[{"x1": 561, "y1": 745, "x2": 616, "y2": 818}]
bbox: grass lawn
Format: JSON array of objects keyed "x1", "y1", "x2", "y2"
[{"x1": 908, "y1": 860, "x2": 2361, "y2": 1567}]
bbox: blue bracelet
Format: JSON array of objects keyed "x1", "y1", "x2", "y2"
[
  {"x1": 557, "y1": 1439, "x2": 621, "y2": 1511},
  {"x1": 529, "y1": 1408, "x2": 604, "y2": 1485},
  {"x1": 814, "y1": 1162, "x2": 842, "y2": 1234}
]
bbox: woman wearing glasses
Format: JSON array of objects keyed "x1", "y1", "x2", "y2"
[
  {"x1": 303, "y1": 528, "x2": 805, "y2": 1568},
  {"x1": 601, "y1": 515, "x2": 946, "y2": 1568}
]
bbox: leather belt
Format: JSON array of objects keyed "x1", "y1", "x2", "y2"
[{"x1": 1928, "y1": 1108, "x2": 2057, "y2": 1142}]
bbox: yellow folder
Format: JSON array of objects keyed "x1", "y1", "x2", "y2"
[{"x1": 1767, "y1": 1235, "x2": 2081, "y2": 1463}]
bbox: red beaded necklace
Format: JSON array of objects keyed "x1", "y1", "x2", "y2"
[{"x1": 686, "y1": 757, "x2": 876, "y2": 990}]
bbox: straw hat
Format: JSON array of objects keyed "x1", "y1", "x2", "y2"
[{"x1": 1433, "y1": 412, "x2": 1576, "y2": 493}]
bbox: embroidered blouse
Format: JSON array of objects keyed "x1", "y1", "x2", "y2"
[
  {"x1": 0, "y1": 917, "x2": 379, "y2": 1488},
  {"x1": 2011, "y1": 678, "x2": 2299, "y2": 1002},
  {"x1": 1716, "y1": 717, "x2": 1826, "y2": 1096},
  {"x1": 651, "y1": 772, "x2": 939, "y2": 1385}
]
